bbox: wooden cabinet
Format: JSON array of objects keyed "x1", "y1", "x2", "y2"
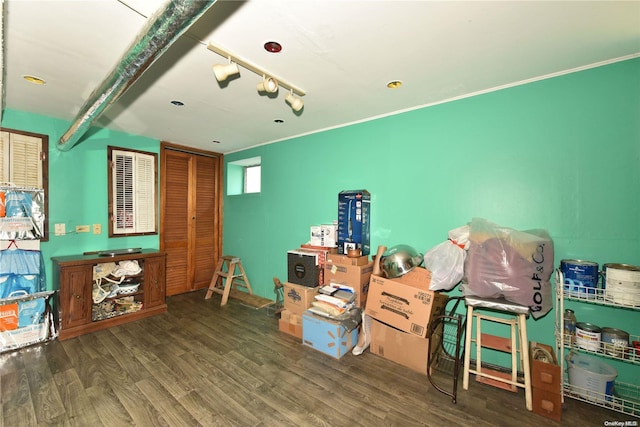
[{"x1": 52, "y1": 250, "x2": 167, "y2": 340}]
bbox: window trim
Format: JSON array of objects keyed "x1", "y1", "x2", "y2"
[
  {"x1": 227, "y1": 156, "x2": 261, "y2": 196},
  {"x1": 0, "y1": 127, "x2": 49, "y2": 242},
  {"x1": 107, "y1": 145, "x2": 158, "y2": 237}
]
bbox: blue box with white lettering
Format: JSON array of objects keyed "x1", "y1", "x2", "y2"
[{"x1": 337, "y1": 190, "x2": 370, "y2": 255}]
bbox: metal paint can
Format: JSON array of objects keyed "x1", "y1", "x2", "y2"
[
  {"x1": 601, "y1": 327, "x2": 629, "y2": 358},
  {"x1": 601, "y1": 263, "x2": 640, "y2": 306},
  {"x1": 561, "y1": 259, "x2": 599, "y2": 298},
  {"x1": 576, "y1": 322, "x2": 601, "y2": 352}
]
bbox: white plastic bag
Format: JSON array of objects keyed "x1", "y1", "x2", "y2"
[{"x1": 424, "y1": 225, "x2": 469, "y2": 291}]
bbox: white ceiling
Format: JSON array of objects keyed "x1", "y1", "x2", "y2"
[{"x1": 3, "y1": 0, "x2": 640, "y2": 154}]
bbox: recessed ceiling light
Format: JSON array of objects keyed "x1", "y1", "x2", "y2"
[
  {"x1": 23, "y1": 75, "x2": 46, "y2": 85},
  {"x1": 264, "y1": 41, "x2": 282, "y2": 53},
  {"x1": 387, "y1": 80, "x2": 403, "y2": 89},
  {"x1": 170, "y1": 100, "x2": 184, "y2": 106}
]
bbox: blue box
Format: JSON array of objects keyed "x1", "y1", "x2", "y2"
[
  {"x1": 302, "y1": 311, "x2": 358, "y2": 359},
  {"x1": 337, "y1": 190, "x2": 371, "y2": 255},
  {"x1": 18, "y1": 297, "x2": 46, "y2": 327}
]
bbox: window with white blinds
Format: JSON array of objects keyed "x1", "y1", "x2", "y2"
[
  {"x1": 109, "y1": 147, "x2": 157, "y2": 236},
  {"x1": 0, "y1": 128, "x2": 49, "y2": 241},
  {"x1": 0, "y1": 130, "x2": 44, "y2": 187}
]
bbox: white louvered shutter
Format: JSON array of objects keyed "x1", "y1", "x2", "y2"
[
  {"x1": 0, "y1": 131, "x2": 43, "y2": 188},
  {"x1": 112, "y1": 150, "x2": 156, "y2": 234}
]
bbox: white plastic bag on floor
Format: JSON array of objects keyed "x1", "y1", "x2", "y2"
[{"x1": 424, "y1": 225, "x2": 469, "y2": 291}]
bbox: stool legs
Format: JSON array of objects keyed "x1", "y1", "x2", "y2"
[
  {"x1": 518, "y1": 313, "x2": 532, "y2": 411},
  {"x1": 462, "y1": 305, "x2": 532, "y2": 411},
  {"x1": 462, "y1": 304, "x2": 474, "y2": 390}
]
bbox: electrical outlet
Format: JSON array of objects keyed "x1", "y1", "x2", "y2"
[
  {"x1": 54, "y1": 223, "x2": 65, "y2": 236},
  {"x1": 76, "y1": 225, "x2": 90, "y2": 233},
  {"x1": 93, "y1": 224, "x2": 102, "y2": 234}
]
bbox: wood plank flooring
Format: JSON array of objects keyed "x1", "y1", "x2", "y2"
[{"x1": 0, "y1": 290, "x2": 633, "y2": 426}]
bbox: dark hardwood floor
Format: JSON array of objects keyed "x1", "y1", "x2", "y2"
[{"x1": 0, "y1": 290, "x2": 632, "y2": 426}]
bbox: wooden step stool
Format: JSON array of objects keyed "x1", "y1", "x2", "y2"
[
  {"x1": 462, "y1": 295, "x2": 532, "y2": 411},
  {"x1": 204, "y1": 256, "x2": 253, "y2": 306}
]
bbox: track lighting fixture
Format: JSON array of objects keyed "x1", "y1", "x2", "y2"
[
  {"x1": 207, "y1": 41, "x2": 306, "y2": 111},
  {"x1": 257, "y1": 75, "x2": 278, "y2": 94},
  {"x1": 285, "y1": 90, "x2": 304, "y2": 112},
  {"x1": 213, "y1": 57, "x2": 240, "y2": 82}
]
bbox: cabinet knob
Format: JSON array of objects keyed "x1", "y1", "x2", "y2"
[{"x1": 74, "y1": 294, "x2": 81, "y2": 299}]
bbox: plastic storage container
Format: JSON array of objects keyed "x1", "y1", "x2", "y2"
[{"x1": 567, "y1": 353, "x2": 617, "y2": 402}]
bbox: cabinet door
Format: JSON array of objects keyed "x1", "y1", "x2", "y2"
[
  {"x1": 144, "y1": 255, "x2": 166, "y2": 308},
  {"x1": 59, "y1": 265, "x2": 92, "y2": 328}
]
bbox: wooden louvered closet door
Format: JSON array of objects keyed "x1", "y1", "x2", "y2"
[{"x1": 160, "y1": 142, "x2": 222, "y2": 296}]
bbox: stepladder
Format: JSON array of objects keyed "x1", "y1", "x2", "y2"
[{"x1": 205, "y1": 256, "x2": 252, "y2": 306}]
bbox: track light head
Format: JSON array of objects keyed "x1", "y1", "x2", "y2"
[
  {"x1": 213, "y1": 58, "x2": 240, "y2": 82},
  {"x1": 285, "y1": 90, "x2": 304, "y2": 112},
  {"x1": 257, "y1": 75, "x2": 278, "y2": 94}
]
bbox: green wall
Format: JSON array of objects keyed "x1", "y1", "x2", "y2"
[
  {"x1": 1, "y1": 110, "x2": 160, "y2": 289},
  {"x1": 2, "y1": 57, "x2": 638, "y2": 382},
  {"x1": 224, "y1": 58, "x2": 639, "y2": 381}
]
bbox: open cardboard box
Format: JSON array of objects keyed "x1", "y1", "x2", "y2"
[{"x1": 365, "y1": 272, "x2": 448, "y2": 338}]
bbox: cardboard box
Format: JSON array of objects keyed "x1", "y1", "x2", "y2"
[
  {"x1": 301, "y1": 244, "x2": 338, "y2": 253},
  {"x1": 283, "y1": 282, "x2": 318, "y2": 315},
  {"x1": 370, "y1": 318, "x2": 439, "y2": 375},
  {"x1": 279, "y1": 309, "x2": 304, "y2": 340},
  {"x1": 0, "y1": 303, "x2": 19, "y2": 331},
  {"x1": 287, "y1": 250, "x2": 321, "y2": 287},
  {"x1": 302, "y1": 311, "x2": 358, "y2": 359},
  {"x1": 326, "y1": 252, "x2": 370, "y2": 266},
  {"x1": 530, "y1": 341, "x2": 561, "y2": 393},
  {"x1": 324, "y1": 261, "x2": 373, "y2": 308},
  {"x1": 532, "y1": 387, "x2": 562, "y2": 422},
  {"x1": 393, "y1": 267, "x2": 431, "y2": 288},
  {"x1": 310, "y1": 224, "x2": 337, "y2": 248},
  {"x1": 365, "y1": 274, "x2": 448, "y2": 338},
  {"x1": 337, "y1": 190, "x2": 371, "y2": 255},
  {"x1": 280, "y1": 309, "x2": 303, "y2": 325}
]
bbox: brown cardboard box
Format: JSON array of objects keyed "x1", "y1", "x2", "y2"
[
  {"x1": 283, "y1": 282, "x2": 318, "y2": 315},
  {"x1": 279, "y1": 318, "x2": 303, "y2": 340},
  {"x1": 369, "y1": 318, "x2": 438, "y2": 375},
  {"x1": 324, "y1": 261, "x2": 373, "y2": 308},
  {"x1": 280, "y1": 309, "x2": 302, "y2": 326},
  {"x1": 392, "y1": 266, "x2": 431, "y2": 288},
  {"x1": 365, "y1": 274, "x2": 448, "y2": 338},
  {"x1": 326, "y1": 253, "x2": 369, "y2": 266},
  {"x1": 530, "y1": 341, "x2": 561, "y2": 393},
  {"x1": 532, "y1": 387, "x2": 562, "y2": 422}
]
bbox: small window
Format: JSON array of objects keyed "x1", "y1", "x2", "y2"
[
  {"x1": 108, "y1": 146, "x2": 158, "y2": 236},
  {"x1": 227, "y1": 156, "x2": 261, "y2": 195},
  {"x1": 244, "y1": 165, "x2": 261, "y2": 193}
]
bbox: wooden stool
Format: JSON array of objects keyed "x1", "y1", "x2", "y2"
[
  {"x1": 205, "y1": 256, "x2": 252, "y2": 306},
  {"x1": 462, "y1": 296, "x2": 532, "y2": 411}
]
